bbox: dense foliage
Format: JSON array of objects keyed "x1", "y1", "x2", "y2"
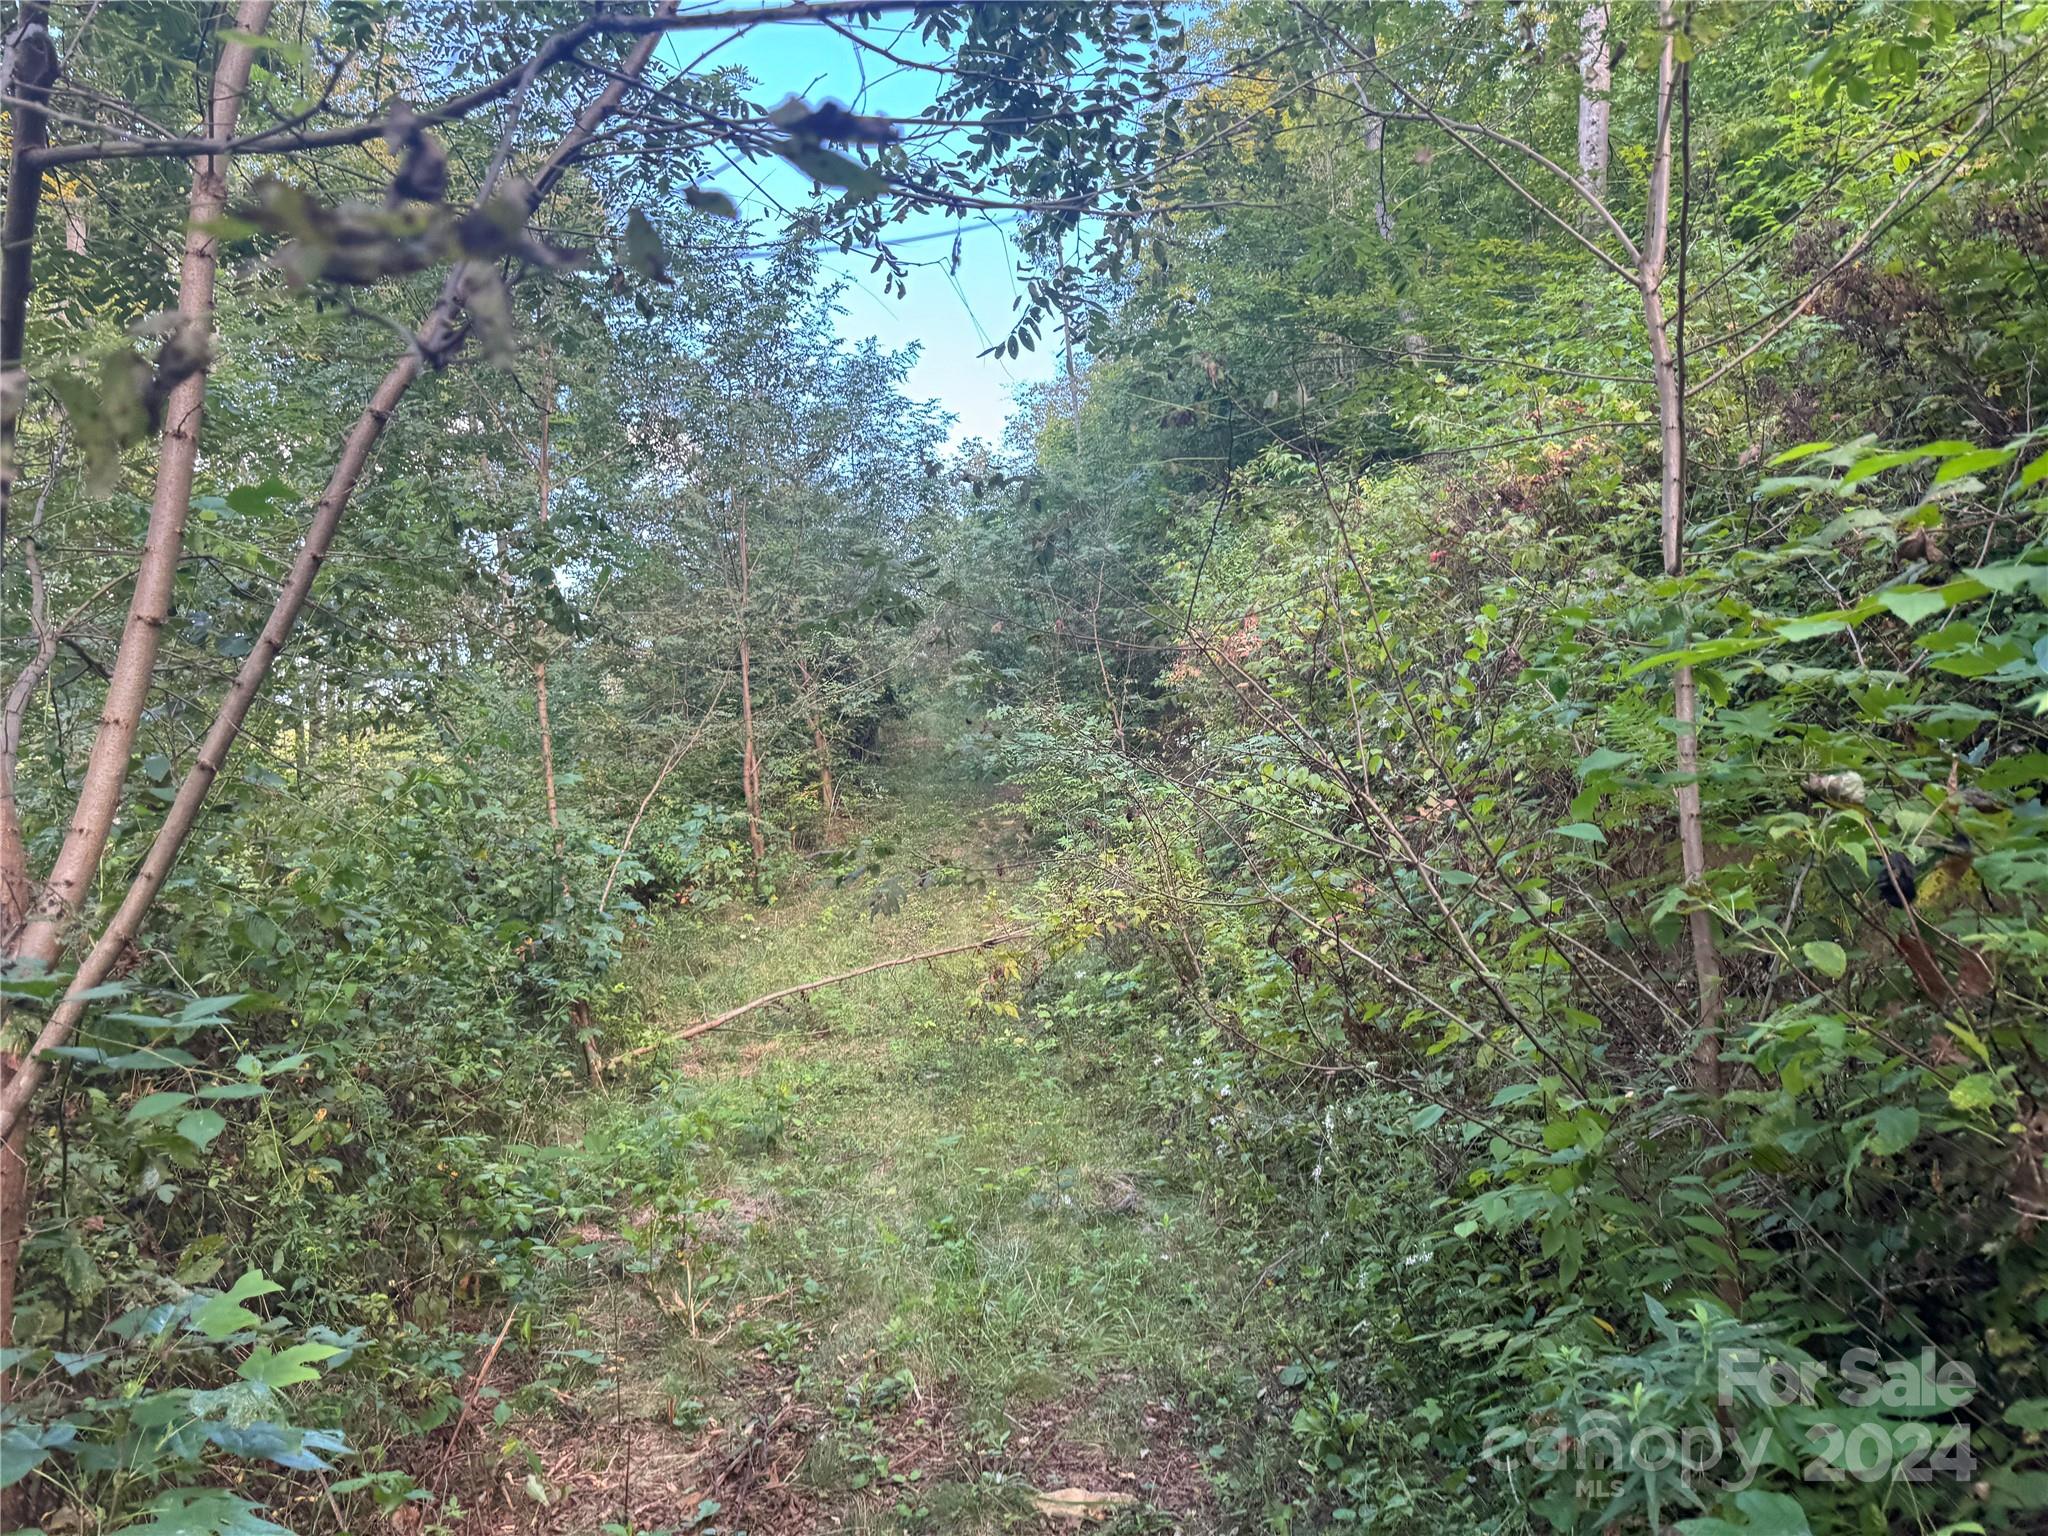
[
  {"x1": 3, "y1": 1, "x2": 2046, "y2": 1533},
  {"x1": 963, "y1": 2, "x2": 2048, "y2": 1532}
]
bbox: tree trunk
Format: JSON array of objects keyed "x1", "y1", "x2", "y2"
[
  {"x1": 811, "y1": 714, "x2": 837, "y2": 825},
  {"x1": 793, "y1": 654, "x2": 837, "y2": 833},
  {"x1": 1356, "y1": 24, "x2": 1393, "y2": 240},
  {"x1": 525, "y1": 363, "x2": 598, "y2": 1084},
  {"x1": 1641, "y1": 3, "x2": 1723, "y2": 1093},
  {"x1": 738, "y1": 636, "x2": 765, "y2": 887},
  {"x1": 734, "y1": 495, "x2": 765, "y2": 892},
  {"x1": 1578, "y1": 3, "x2": 1612, "y2": 201},
  {"x1": 0, "y1": 1, "x2": 54, "y2": 579},
  {"x1": 0, "y1": 7, "x2": 271, "y2": 1483},
  {"x1": 532, "y1": 363, "x2": 563, "y2": 839},
  {"x1": 738, "y1": 638, "x2": 765, "y2": 890},
  {"x1": 12, "y1": 0, "x2": 273, "y2": 969},
  {"x1": 535, "y1": 661, "x2": 562, "y2": 829},
  {"x1": 0, "y1": 460, "x2": 59, "y2": 931}
]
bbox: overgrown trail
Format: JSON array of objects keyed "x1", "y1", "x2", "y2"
[{"x1": 489, "y1": 726, "x2": 1250, "y2": 1535}]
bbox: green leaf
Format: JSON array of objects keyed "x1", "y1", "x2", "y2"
[
  {"x1": 0, "y1": 1422, "x2": 76, "y2": 1489},
  {"x1": 2008, "y1": 1398, "x2": 2048, "y2": 1431},
  {"x1": 176, "y1": 993, "x2": 248, "y2": 1025},
  {"x1": 1574, "y1": 747, "x2": 1635, "y2": 779},
  {"x1": 176, "y1": 1108, "x2": 227, "y2": 1151},
  {"x1": 237, "y1": 1340, "x2": 342, "y2": 1389},
  {"x1": 1776, "y1": 616, "x2": 1851, "y2": 641},
  {"x1": 191, "y1": 1269, "x2": 282, "y2": 1341},
  {"x1": 1801, "y1": 941, "x2": 1847, "y2": 978},
  {"x1": 1867, "y1": 1105, "x2": 1921, "y2": 1156},
  {"x1": 197, "y1": 1082, "x2": 270, "y2": 1101},
  {"x1": 122, "y1": 1489, "x2": 294, "y2": 1536},
  {"x1": 1928, "y1": 633, "x2": 2027, "y2": 678},
  {"x1": 1965, "y1": 562, "x2": 2048, "y2": 597},
  {"x1": 1934, "y1": 447, "x2": 2014, "y2": 484},
  {"x1": 1768, "y1": 441, "x2": 1834, "y2": 466},
  {"x1": 1625, "y1": 634, "x2": 1776, "y2": 675},
  {"x1": 128, "y1": 1090, "x2": 194, "y2": 1124},
  {"x1": 1949, "y1": 1073, "x2": 2000, "y2": 1112},
  {"x1": 1874, "y1": 587, "x2": 1949, "y2": 625},
  {"x1": 224, "y1": 477, "x2": 297, "y2": 517},
  {"x1": 1676, "y1": 1489, "x2": 1814, "y2": 1535},
  {"x1": 1839, "y1": 449, "x2": 1919, "y2": 486}
]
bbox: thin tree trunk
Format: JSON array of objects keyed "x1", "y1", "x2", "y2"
[
  {"x1": 1356, "y1": 22, "x2": 1393, "y2": 239},
  {"x1": 810, "y1": 716, "x2": 836, "y2": 824},
  {"x1": 0, "y1": 449, "x2": 63, "y2": 930},
  {"x1": 0, "y1": 468, "x2": 54, "y2": 1531},
  {"x1": 0, "y1": 1, "x2": 54, "y2": 576},
  {"x1": 532, "y1": 363, "x2": 562, "y2": 838},
  {"x1": 12, "y1": 0, "x2": 273, "y2": 970},
  {"x1": 739, "y1": 633, "x2": 764, "y2": 883},
  {"x1": 734, "y1": 495, "x2": 765, "y2": 891},
  {"x1": 525, "y1": 362, "x2": 598, "y2": 1083},
  {"x1": 1641, "y1": 3, "x2": 1723, "y2": 1092},
  {"x1": 536, "y1": 662, "x2": 563, "y2": 828},
  {"x1": 793, "y1": 653, "x2": 837, "y2": 832},
  {"x1": 1578, "y1": 2, "x2": 1612, "y2": 202},
  {"x1": 0, "y1": 6, "x2": 270, "y2": 1474},
  {"x1": 1090, "y1": 563, "x2": 1127, "y2": 751}
]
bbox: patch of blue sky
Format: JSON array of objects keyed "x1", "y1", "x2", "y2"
[{"x1": 658, "y1": 9, "x2": 1060, "y2": 449}]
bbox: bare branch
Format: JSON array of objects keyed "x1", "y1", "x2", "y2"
[
  {"x1": 25, "y1": 0, "x2": 940, "y2": 170},
  {"x1": 609, "y1": 927, "x2": 1032, "y2": 1067}
]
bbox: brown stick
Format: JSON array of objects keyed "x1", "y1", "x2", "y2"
[
  {"x1": 435, "y1": 1310, "x2": 518, "y2": 1485},
  {"x1": 597, "y1": 677, "x2": 729, "y2": 916},
  {"x1": 606, "y1": 927, "x2": 1030, "y2": 1069},
  {"x1": 0, "y1": 5, "x2": 679, "y2": 1142}
]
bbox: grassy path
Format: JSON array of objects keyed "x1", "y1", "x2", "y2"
[{"x1": 500, "y1": 729, "x2": 1251, "y2": 1535}]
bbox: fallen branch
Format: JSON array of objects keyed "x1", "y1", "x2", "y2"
[
  {"x1": 434, "y1": 1309, "x2": 517, "y2": 1485},
  {"x1": 606, "y1": 925, "x2": 1032, "y2": 1070}
]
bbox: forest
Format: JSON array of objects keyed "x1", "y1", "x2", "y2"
[{"x1": 0, "y1": 1, "x2": 2044, "y2": 1533}]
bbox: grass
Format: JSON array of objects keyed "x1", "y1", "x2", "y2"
[{"x1": 501, "y1": 719, "x2": 1258, "y2": 1535}]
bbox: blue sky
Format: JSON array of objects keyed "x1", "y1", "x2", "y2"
[{"x1": 668, "y1": 13, "x2": 1060, "y2": 449}]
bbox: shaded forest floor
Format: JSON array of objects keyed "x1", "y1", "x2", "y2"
[{"x1": 455, "y1": 723, "x2": 1257, "y2": 1535}]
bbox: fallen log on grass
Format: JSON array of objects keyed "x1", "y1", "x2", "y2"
[{"x1": 605, "y1": 925, "x2": 1032, "y2": 1072}]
